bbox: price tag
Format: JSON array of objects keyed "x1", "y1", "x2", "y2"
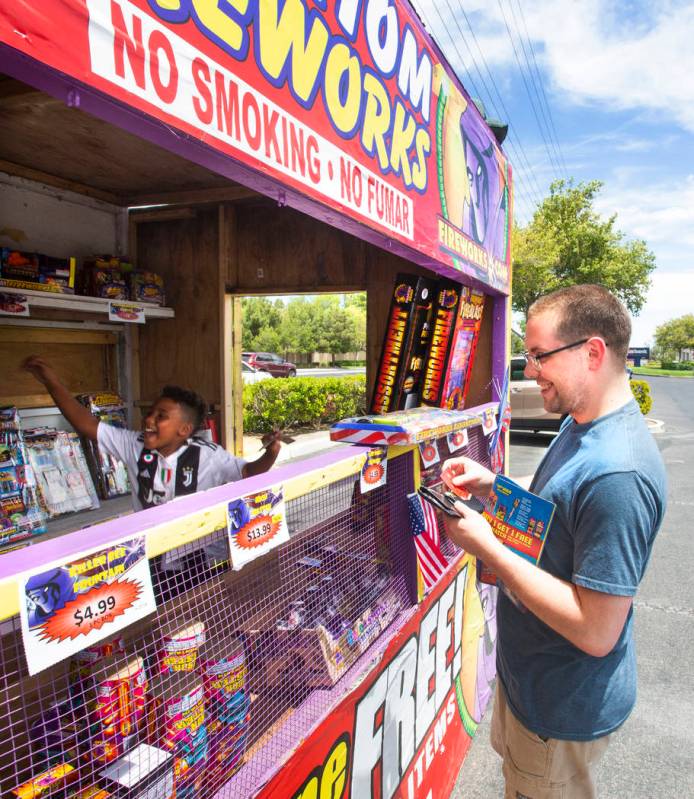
[
  {"x1": 419, "y1": 440, "x2": 440, "y2": 469},
  {"x1": 108, "y1": 301, "x2": 145, "y2": 323},
  {"x1": 360, "y1": 447, "x2": 388, "y2": 493},
  {"x1": 446, "y1": 428, "x2": 468, "y2": 452},
  {"x1": 227, "y1": 485, "x2": 289, "y2": 570},
  {"x1": 18, "y1": 535, "x2": 156, "y2": 675}
]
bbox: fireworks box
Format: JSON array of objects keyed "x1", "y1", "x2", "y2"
[
  {"x1": 330, "y1": 403, "x2": 497, "y2": 446},
  {"x1": 370, "y1": 273, "x2": 436, "y2": 415},
  {"x1": 420, "y1": 281, "x2": 486, "y2": 410}
]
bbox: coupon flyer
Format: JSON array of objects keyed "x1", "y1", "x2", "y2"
[{"x1": 19, "y1": 535, "x2": 156, "y2": 675}]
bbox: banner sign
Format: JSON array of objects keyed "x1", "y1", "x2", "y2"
[
  {"x1": 19, "y1": 535, "x2": 156, "y2": 675},
  {"x1": 0, "y1": 0, "x2": 511, "y2": 292},
  {"x1": 256, "y1": 553, "x2": 498, "y2": 799}
]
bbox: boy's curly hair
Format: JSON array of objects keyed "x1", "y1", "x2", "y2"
[{"x1": 160, "y1": 385, "x2": 206, "y2": 430}]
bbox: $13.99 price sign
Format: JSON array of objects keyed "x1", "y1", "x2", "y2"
[
  {"x1": 227, "y1": 484, "x2": 289, "y2": 570},
  {"x1": 19, "y1": 535, "x2": 157, "y2": 675}
]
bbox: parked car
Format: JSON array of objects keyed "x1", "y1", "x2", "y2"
[
  {"x1": 509, "y1": 356, "x2": 563, "y2": 432},
  {"x1": 242, "y1": 352, "x2": 297, "y2": 377},
  {"x1": 242, "y1": 360, "x2": 272, "y2": 385}
]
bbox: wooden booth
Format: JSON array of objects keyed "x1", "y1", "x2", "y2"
[{"x1": 0, "y1": 2, "x2": 512, "y2": 798}]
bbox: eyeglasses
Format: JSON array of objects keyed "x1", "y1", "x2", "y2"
[{"x1": 521, "y1": 338, "x2": 589, "y2": 371}]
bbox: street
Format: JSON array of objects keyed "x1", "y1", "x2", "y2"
[{"x1": 452, "y1": 375, "x2": 694, "y2": 798}]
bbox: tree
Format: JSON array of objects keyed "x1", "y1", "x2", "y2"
[
  {"x1": 654, "y1": 314, "x2": 694, "y2": 361},
  {"x1": 512, "y1": 180, "x2": 656, "y2": 317},
  {"x1": 241, "y1": 297, "x2": 284, "y2": 350}
]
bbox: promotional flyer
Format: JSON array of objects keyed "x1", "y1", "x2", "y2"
[{"x1": 0, "y1": 0, "x2": 511, "y2": 291}]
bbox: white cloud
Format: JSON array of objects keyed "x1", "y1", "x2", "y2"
[
  {"x1": 595, "y1": 173, "x2": 694, "y2": 252},
  {"x1": 414, "y1": 1, "x2": 694, "y2": 133},
  {"x1": 630, "y1": 271, "x2": 694, "y2": 345}
]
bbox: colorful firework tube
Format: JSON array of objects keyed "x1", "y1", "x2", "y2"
[
  {"x1": 12, "y1": 763, "x2": 76, "y2": 799},
  {"x1": 158, "y1": 620, "x2": 206, "y2": 675},
  {"x1": 370, "y1": 273, "x2": 421, "y2": 414},
  {"x1": 69, "y1": 635, "x2": 125, "y2": 701},
  {"x1": 393, "y1": 276, "x2": 437, "y2": 410},
  {"x1": 421, "y1": 281, "x2": 486, "y2": 409},
  {"x1": 201, "y1": 639, "x2": 250, "y2": 772},
  {"x1": 148, "y1": 673, "x2": 208, "y2": 788},
  {"x1": 92, "y1": 656, "x2": 147, "y2": 763},
  {"x1": 440, "y1": 286, "x2": 486, "y2": 409}
]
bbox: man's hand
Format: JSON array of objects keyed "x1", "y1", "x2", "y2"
[
  {"x1": 22, "y1": 355, "x2": 61, "y2": 388},
  {"x1": 440, "y1": 456, "x2": 495, "y2": 500},
  {"x1": 443, "y1": 502, "x2": 500, "y2": 560}
]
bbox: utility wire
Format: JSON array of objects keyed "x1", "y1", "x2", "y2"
[
  {"x1": 495, "y1": 0, "x2": 563, "y2": 179},
  {"x1": 436, "y1": 0, "x2": 549, "y2": 206},
  {"x1": 505, "y1": 0, "x2": 564, "y2": 177},
  {"x1": 414, "y1": 0, "x2": 546, "y2": 215},
  {"x1": 513, "y1": 0, "x2": 570, "y2": 177}
]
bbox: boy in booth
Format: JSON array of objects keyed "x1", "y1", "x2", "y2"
[{"x1": 23, "y1": 356, "x2": 282, "y2": 576}]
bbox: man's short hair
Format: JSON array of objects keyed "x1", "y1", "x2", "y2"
[
  {"x1": 528, "y1": 284, "x2": 631, "y2": 365},
  {"x1": 160, "y1": 385, "x2": 206, "y2": 430}
]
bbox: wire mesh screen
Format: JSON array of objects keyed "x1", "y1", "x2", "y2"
[
  {"x1": 419, "y1": 425, "x2": 493, "y2": 561},
  {"x1": 0, "y1": 450, "x2": 416, "y2": 799}
]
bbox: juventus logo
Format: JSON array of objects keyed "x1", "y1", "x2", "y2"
[{"x1": 181, "y1": 466, "x2": 194, "y2": 488}]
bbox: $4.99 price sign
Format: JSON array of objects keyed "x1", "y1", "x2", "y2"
[
  {"x1": 19, "y1": 535, "x2": 157, "y2": 675},
  {"x1": 227, "y1": 484, "x2": 289, "y2": 570}
]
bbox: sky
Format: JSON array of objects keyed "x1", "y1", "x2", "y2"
[{"x1": 411, "y1": 0, "x2": 694, "y2": 346}]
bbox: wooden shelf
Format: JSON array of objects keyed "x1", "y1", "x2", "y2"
[{"x1": 0, "y1": 286, "x2": 175, "y2": 319}]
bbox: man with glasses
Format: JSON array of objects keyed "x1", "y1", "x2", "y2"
[{"x1": 442, "y1": 284, "x2": 666, "y2": 798}]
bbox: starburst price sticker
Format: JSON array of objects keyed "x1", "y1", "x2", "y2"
[
  {"x1": 419, "y1": 440, "x2": 440, "y2": 468},
  {"x1": 19, "y1": 536, "x2": 156, "y2": 675},
  {"x1": 360, "y1": 447, "x2": 388, "y2": 493},
  {"x1": 227, "y1": 485, "x2": 289, "y2": 570}
]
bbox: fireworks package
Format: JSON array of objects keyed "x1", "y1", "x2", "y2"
[
  {"x1": 370, "y1": 273, "x2": 436, "y2": 414},
  {"x1": 77, "y1": 393, "x2": 130, "y2": 499},
  {"x1": 420, "y1": 280, "x2": 486, "y2": 410}
]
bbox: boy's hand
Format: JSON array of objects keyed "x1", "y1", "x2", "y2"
[
  {"x1": 22, "y1": 355, "x2": 60, "y2": 387},
  {"x1": 440, "y1": 456, "x2": 495, "y2": 500},
  {"x1": 261, "y1": 429, "x2": 284, "y2": 457}
]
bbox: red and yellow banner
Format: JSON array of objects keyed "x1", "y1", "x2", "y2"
[
  {"x1": 0, "y1": 0, "x2": 512, "y2": 292},
  {"x1": 256, "y1": 553, "x2": 497, "y2": 799}
]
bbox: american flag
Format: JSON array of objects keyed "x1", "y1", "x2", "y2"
[
  {"x1": 490, "y1": 366, "x2": 512, "y2": 473},
  {"x1": 407, "y1": 492, "x2": 448, "y2": 590}
]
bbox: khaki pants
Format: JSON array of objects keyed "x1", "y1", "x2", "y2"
[{"x1": 490, "y1": 688, "x2": 610, "y2": 799}]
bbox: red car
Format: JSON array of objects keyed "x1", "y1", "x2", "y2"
[{"x1": 242, "y1": 352, "x2": 297, "y2": 377}]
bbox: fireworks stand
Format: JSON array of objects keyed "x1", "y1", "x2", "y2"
[{"x1": 0, "y1": 2, "x2": 512, "y2": 798}]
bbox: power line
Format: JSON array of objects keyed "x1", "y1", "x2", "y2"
[
  {"x1": 513, "y1": 0, "x2": 570, "y2": 177},
  {"x1": 495, "y1": 0, "x2": 563, "y2": 179},
  {"x1": 412, "y1": 0, "x2": 546, "y2": 214},
  {"x1": 435, "y1": 0, "x2": 549, "y2": 206}
]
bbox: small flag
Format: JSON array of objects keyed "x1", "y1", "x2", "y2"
[
  {"x1": 490, "y1": 365, "x2": 512, "y2": 473},
  {"x1": 407, "y1": 492, "x2": 448, "y2": 590}
]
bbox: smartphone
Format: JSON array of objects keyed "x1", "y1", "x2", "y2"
[{"x1": 418, "y1": 485, "x2": 463, "y2": 518}]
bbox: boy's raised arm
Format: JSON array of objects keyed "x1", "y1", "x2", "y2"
[{"x1": 23, "y1": 355, "x2": 100, "y2": 441}]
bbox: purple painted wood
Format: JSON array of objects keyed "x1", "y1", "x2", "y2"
[
  {"x1": 0, "y1": 444, "x2": 359, "y2": 581},
  {"x1": 491, "y1": 293, "x2": 509, "y2": 402}
]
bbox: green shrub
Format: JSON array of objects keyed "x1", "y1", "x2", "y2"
[
  {"x1": 630, "y1": 379, "x2": 652, "y2": 416},
  {"x1": 243, "y1": 376, "x2": 367, "y2": 433},
  {"x1": 659, "y1": 361, "x2": 693, "y2": 372}
]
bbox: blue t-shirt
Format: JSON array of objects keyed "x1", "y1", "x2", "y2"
[{"x1": 497, "y1": 399, "x2": 666, "y2": 741}]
